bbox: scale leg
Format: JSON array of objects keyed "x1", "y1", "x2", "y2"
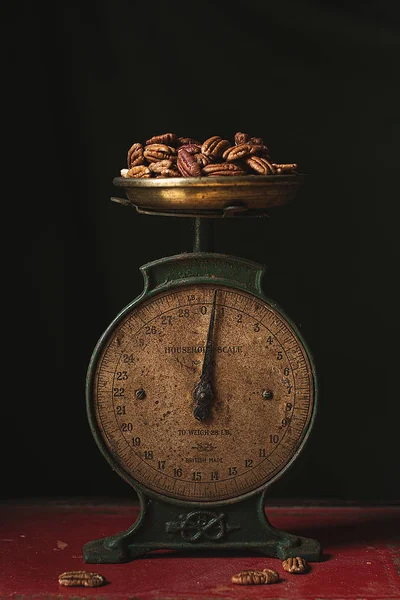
[
  {"x1": 83, "y1": 533, "x2": 151, "y2": 563},
  {"x1": 83, "y1": 492, "x2": 323, "y2": 564},
  {"x1": 256, "y1": 529, "x2": 322, "y2": 562},
  {"x1": 83, "y1": 495, "x2": 152, "y2": 563}
]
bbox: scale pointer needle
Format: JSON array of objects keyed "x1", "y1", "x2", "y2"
[{"x1": 193, "y1": 290, "x2": 218, "y2": 421}]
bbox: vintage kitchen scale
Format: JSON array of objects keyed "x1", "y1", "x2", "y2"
[{"x1": 83, "y1": 174, "x2": 322, "y2": 563}]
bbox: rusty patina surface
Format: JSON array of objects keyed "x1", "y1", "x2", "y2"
[{"x1": 90, "y1": 283, "x2": 314, "y2": 503}]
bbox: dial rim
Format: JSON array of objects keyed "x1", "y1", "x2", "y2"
[{"x1": 87, "y1": 283, "x2": 318, "y2": 506}]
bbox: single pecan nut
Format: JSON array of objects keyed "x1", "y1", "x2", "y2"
[
  {"x1": 231, "y1": 570, "x2": 266, "y2": 585},
  {"x1": 126, "y1": 165, "x2": 151, "y2": 178},
  {"x1": 177, "y1": 136, "x2": 201, "y2": 146},
  {"x1": 232, "y1": 569, "x2": 278, "y2": 585},
  {"x1": 146, "y1": 132, "x2": 178, "y2": 146},
  {"x1": 195, "y1": 152, "x2": 213, "y2": 167},
  {"x1": 223, "y1": 143, "x2": 255, "y2": 161},
  {"x1": 202, "y1": 162, "x2": 247, "y2": 176},
  {"x1": 245, "y1": 156, "x2": 274, "y2": 175},
  {"x1": 177, "y1": 149, "x2": 202, "y2": 177},
  {"x1": 148, "y1": 160, "x2": 173, "y2": 174},
  {"x1": 58, "y1": 571, "x2": 106, "y2": 588},
  {"x1": 224, "y1": 143, "x2": 270, "y2": 161},
  {"x1": 234, "y1": 133, "x2": 265, "y2": 146},
  {"x1": 159, "y1": 168, "x2": 181, "y2": 177},
  {"x1": 234, "y1": 131, "x2": 250, "y2": 145},
  {"x1": 250, "y1": 143, "x2": 271, "y2": 158},
  {"x1": 262, "y1": 568, "x2": 280, "y2": 583},
  {"x1": 127, "y1": 142, "x2": 144, "y2": 168},
  {"x1": 144, "y1": 144, "x2": 177, "y2": 162},
  {"x1": 282, "y1": 556, "x2": 309, "y2": 574},
  {"x1": 272, "y1": 163, "x2": 297, "y2": 174},
  {"x1": 201, "y1": 136, "x2": 231, "y2": 158},
  {"x1": 177, "y1": 143, "x2": 202, "y2": 155}
]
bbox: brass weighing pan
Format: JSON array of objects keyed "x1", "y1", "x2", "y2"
[{"x1": 111, "y1": 174, "x2": 305, "y2": 217}]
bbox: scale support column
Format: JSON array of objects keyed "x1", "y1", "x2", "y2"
[{"x1": 193, "y1": 218, "x2": 215, "y2": 253}]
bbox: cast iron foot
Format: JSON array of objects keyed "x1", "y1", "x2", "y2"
[
  {"x1": 257, "y1": 531, "x2": 322, "y2": 562},
  {"x1": 83, "y1": 534, "x2": 152, "y2": 563}
]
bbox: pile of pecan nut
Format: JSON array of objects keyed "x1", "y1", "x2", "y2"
[{"x1": 120, "y1": 132, "x2": 297, "y2": 179}]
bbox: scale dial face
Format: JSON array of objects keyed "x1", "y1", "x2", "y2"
[{"x1": 90, "y1": 284, "x2": 315, "y2": 503}]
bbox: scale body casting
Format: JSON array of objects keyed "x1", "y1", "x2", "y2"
[{"x1": 84, "y1": 175, "x2": 321, "y2": 563}]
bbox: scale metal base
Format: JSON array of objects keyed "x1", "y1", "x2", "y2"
[{"x1": 83, "y1": 491, "x2": 321, "y2": 563}]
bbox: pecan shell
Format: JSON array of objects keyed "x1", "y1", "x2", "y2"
[
  {"x1": 58, "y1": 571, "x2": 106, "y2": 588},
  {"x1": 201, "y1": 136, "x2": 231, "y2": 158},
  {"x1": 126, "y1": 165, "x2": 151, "y2": 178},
  {"x1": 177, "y1": 149, "x2": 202, "y2": 177},
  {"x1": 146, "y1": 132, "x2": 178, "y2": 146},
  {"x1": 202, "y1": 162, "x2": 247, "y2": 176},
  {"x1": 245, "y1": 156, "x2": 274, "y2": 175},
  {"x1": 127, "y1": 142, "x2": 144, "y2": 168},
  {"x1": 144, "y1": 144, "x2": 176, "y2": 162},
  {"x1": 282, "y1": 556, "x2": 309, "y2": 574}
]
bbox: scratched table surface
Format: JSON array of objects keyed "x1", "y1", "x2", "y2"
[{"x1": 0, "y1": 499, "x2": 399, "y2": 600}]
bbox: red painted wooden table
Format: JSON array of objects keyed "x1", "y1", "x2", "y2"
[{"x1": 1, "y1": 500, "x2": 399, "y2": 599}]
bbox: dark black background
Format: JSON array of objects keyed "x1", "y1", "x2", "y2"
[{"x1": 5, "y1": 0, "x2": 400, "y2": 503}]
